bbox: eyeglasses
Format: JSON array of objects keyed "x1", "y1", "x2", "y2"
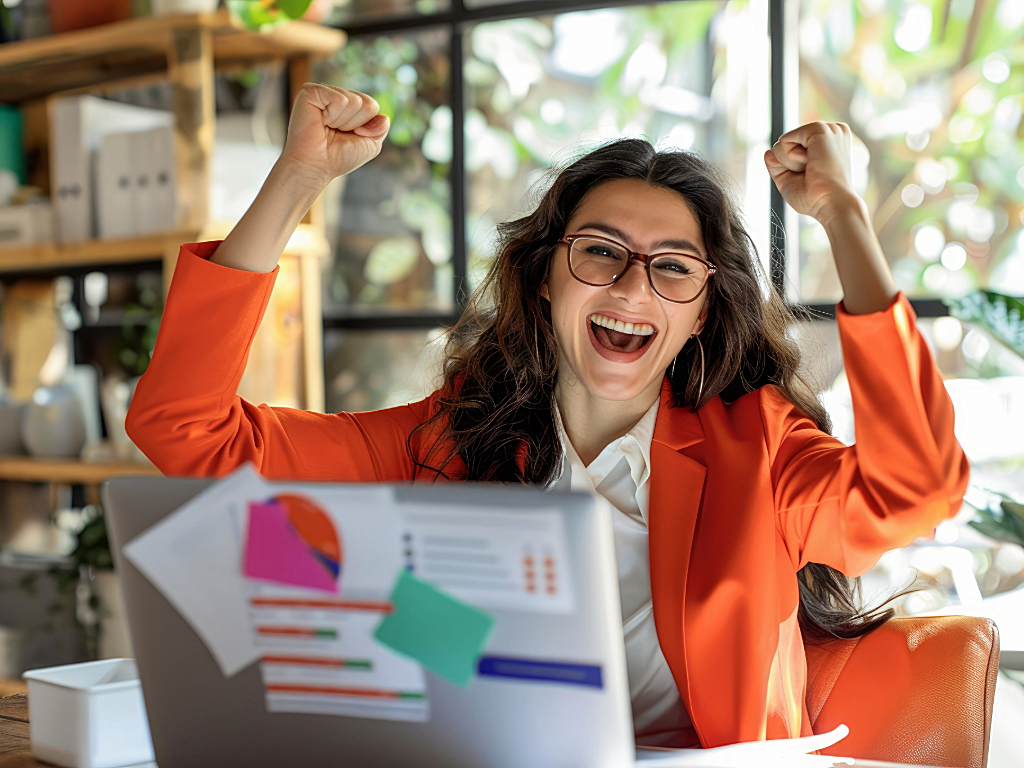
[{"x1": 559, "y1": 233, "x2": 716, "y2": 304}]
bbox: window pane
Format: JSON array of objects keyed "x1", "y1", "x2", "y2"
[
  {"x1": 324, "y1": 328, "x2": 445, "y2": 413},
  {"x1": 463, "y1": 1, "x2": 770, "y2": 288},
  {"x1": 797, "y1": 0, "x2": 1024, "y2": 304},
  {"x1": 315, "y1": 29, "x2": 453, "y2": 317},
  {"x1": 327, "y1": 0, "x2": 449, "y2": 25}
]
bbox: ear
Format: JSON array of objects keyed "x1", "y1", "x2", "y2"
[
  {"x1": 694, "y1": 301, "x2": 709, "y2": 336},
  {"x1": 540, "y1": 281, "x2": 549, "y2": 301}
]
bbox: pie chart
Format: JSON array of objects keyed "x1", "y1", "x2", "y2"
[{"x1": 244, "y1": 493, "x2": 343, "y2": 593}]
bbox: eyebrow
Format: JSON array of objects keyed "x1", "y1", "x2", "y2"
[{"x1": 575, "y1": 222, "x2": 707, "y2": 259}]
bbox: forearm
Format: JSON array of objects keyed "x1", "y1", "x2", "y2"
[
  {"x1": 209, "y1": 160, "x2": 324, "y2": 274},
  {"x1": 820, "y1": 192, "x2": 899, "y2": 315}
]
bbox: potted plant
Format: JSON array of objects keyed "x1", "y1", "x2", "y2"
[
  {"x1": 946, "y1": 290, "x2": 1024, "y2": 547},
  {"x1": 226, "y1": 0, "x2": 315, "y2": 30},
  {"x1": 67, "y1": 510, "x2": 133, "y2": 660}
]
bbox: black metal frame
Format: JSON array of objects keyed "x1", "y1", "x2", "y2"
[{"x1": 323, "y1": 0, "x2": 947, "y2": 337}]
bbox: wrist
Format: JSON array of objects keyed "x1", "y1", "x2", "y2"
[
  {"x1": 269, "y1": 156, "x2": 330, "y2": 204},
  {"x1": 816, "y1": 190, "x2": 869, "y2": 234}
]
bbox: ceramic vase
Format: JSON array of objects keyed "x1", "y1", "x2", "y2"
[{"x1": 21, "y1": 385, "x2": 87, "y2": 459}]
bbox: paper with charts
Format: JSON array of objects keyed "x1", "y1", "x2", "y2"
[
  {"x1": 242, "y1": 484, "x2": 430, "y2": 722},
  {"x1": 124, "y1": 463, "x2": 577, "y2": 722},
  {"x1": 399, "y1": 504, "x2": 575, "y2": 614}
]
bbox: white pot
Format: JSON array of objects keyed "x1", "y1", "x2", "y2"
[
  {"x1": 21, "y1": 386, "x2": 86, "y2": 459},
  {"x1": 92, "y1": 571, "x2": 134, "y2": 661}
]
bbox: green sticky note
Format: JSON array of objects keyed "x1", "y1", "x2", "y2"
[{"x1": 374, "y1": 570, "x2": 495, "y2": 688}]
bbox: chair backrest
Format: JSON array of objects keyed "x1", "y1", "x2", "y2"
[{"x1": 805, "y1": 616, "x2": 999, "y2": 768}]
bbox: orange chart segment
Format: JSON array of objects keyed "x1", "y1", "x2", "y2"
[
  {"x1": 243, "y1": 495, "x2": 342, "y2": 592},
  {"x1": 277, "y1": 493, "x2": 342, "y2": 568}
]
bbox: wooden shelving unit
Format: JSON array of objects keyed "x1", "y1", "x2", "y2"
[
  {"x1": 0, "y1": 11, "x2": 344, "y2": 485},
  {"x1": 0, "y1": 457, "x2": 160, "y2": 485},
  {"x1": 0, "y1": 9, "x2": 345, "y2": 103},
  {"x1": 0, "y1": 223, "x2": 329, "y2": 274}
]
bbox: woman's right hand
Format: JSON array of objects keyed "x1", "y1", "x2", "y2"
[
  {"x1": 278, "y1": 83, "x2": 391, "y2": 192},
  {"x1": 210, "y1": 83, "x2": 388, "y2": 273}
]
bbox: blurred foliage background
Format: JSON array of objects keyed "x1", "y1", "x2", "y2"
[
  {"x1": 797, "y1": 0, "x2": 1024, "y2": 304},
  {"x1": 315, "y1": 0, "x2": 772, "y2": 412}
]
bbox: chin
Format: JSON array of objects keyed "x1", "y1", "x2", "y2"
[{"x1": 577, "y1": 364, "x2": 663, "y2": 402}]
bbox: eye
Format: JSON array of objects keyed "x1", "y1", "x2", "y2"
[
  {"x1": 653, "y1": 257, "x2": 694, "y2": 276},
  {"x1": 585, "y1": 243, "x2": 623, "y2": 259}
]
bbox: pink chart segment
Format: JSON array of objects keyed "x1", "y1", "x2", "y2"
[{"x1": 244, "y1": 500, "x2": 339, "y2": 593}]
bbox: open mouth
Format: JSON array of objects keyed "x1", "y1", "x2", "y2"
[{"x1": 588, "y1": 313, "x2": 657, "y2": 359}]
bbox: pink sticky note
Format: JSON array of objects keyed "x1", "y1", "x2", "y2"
[{"x1": 243, "y1": 501, "x2": 338, "y2": 593}]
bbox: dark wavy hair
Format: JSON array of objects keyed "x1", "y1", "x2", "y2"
[{"x1": 411, "y1": 138, "x2": 896, "y2": 641}]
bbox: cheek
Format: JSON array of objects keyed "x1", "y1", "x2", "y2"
[
  {"x1": 664, "y1": 305, "x2": 703, "y2": 349},
  {"x1": 545, "y1": 262, "x2": 583, "y2": 330}
]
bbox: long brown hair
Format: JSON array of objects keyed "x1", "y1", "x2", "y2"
[{"x1": 412, "y1": 138, "x2": 895, "y2": 641}]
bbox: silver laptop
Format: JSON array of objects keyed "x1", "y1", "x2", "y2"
[{"x1": 103, "y1": 476, "x2": 634, "y2": 768}]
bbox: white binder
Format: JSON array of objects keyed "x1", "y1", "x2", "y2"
[
  {"x1": 132, "y1": 129, "x2": 155, "y2": 235},
  {"x1": 96, "y1": 131, "x2": 134, "y2": 239},
  {"x1": 148, "y1": 126, "x2": 177, "y2": 233},
  {"x1": 49, "y1": 95, "x2": 173, "y2": 242},
  {"x1": 97, "y1": 126, "x2": 178, "y2": 238},
  {"x1": 50, "y1": 97, "x2": 90, "y2": 243}
]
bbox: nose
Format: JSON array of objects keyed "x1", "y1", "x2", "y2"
[{"x1": 607, "y1": 256, "x2": 651, "y2": 303}]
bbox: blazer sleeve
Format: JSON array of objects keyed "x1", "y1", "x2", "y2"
[
  {"x1": 125, "y1": 242, "x2": 435, "y2": 482},
  {"x1": 761, "y1": 291, "x2": 970, "y2": 577}
]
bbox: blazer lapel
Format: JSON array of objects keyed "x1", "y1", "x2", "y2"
[{"x1": 648, "y1": 378, "x2": 708, "y2": 742}]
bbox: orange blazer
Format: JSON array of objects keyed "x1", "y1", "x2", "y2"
[{"x1": 127, "y1": 242, "x2": 970, "y2": 748}]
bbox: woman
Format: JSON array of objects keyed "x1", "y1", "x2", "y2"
[{"x1": 127, "y1": 85, "x2": 969, "y2": 749}]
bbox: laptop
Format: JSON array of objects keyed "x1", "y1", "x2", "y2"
[{"x1": 103, "y1": 476, "x2": 635, "y2": 768}]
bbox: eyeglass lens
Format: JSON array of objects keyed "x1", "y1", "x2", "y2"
[{"x1": 569, "y1": 237, "x2": 709, "y2": 302}]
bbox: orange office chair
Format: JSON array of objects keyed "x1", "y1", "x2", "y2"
[{"x1": 805, "y1": 616, "x2": 1000, "y2": 768}]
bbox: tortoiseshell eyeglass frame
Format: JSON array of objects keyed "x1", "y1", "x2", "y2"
[{"x1": 558, "y1": 233, "x2": 717, "y2": 304}]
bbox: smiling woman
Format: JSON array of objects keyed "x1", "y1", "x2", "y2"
[
  {"x1": 126, "y1": 82, "x2": 968, "y2": 748},
  {"x1": 416, "y1": 145, "x2": 816, "y2": 480}
]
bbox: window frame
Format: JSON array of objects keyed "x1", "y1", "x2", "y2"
[{"x1": 323, "y1": 0, "x2": 949, "y2": 340}]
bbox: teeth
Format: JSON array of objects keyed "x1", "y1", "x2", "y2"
[{"x1": 589, "y1": 313, "x2": 655, "y2": 336}]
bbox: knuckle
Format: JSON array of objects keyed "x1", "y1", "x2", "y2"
[{"x1": 356, "y1": 91, "x2": 378, "y2": 111}]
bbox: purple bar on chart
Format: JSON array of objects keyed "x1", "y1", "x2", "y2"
[{"x1": 244, "y1": 500, "x2": 339, "y2": 593}]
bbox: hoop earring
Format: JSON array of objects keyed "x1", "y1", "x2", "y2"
[
  {"x1": 669, "y1": 354, "x2": 678, "y2": 379},
  {"x1": 693, "y1": 334, "x2": 705, "y2": 406}
]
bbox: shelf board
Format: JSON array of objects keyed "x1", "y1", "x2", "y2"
[
  {"x1": 0, "y1": 9, "x2": 346, "y2": 103},
  {"x1": 0, "y1": 230, "x2": 193, "y2": 272},
  {"x1": 0, "y1": 224, "x2": 329, "y2": 273},
  {"x1": 0, "y1": 457, "x2": 161, "y2": 484}
]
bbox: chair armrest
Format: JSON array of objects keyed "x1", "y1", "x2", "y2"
[{"x1": 805, "y1": 616, "x2": 999, "y2": 768}]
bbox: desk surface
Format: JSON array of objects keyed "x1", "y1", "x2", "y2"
[
  {"x1": 0, "y1": 695, "x2": 38, "y2": 767},
  {"x1": 0, "y1": 693, "x2": 946, "y2": 768}
]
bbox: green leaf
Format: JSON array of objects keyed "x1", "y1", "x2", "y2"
[
  {"x1": 1001, "y1": 500, "x2": 1024, "y2": 541},
  {"x1": 946, "y1": 290, "x2": 1024, "y2": 360},
  {"x1": 363, "y1": 237, "x2": 420, "y2": 286},
  {"x1": 276, "y1": 0, "x2": 313, "y2": 19},
  {"x1": 71, "y1": 515, "x2": 113, "y2": 572},
  {"x1": 966, "y1": 496, "x2": 1024, "y2": 547},
  {"x1": 227, "y1": 0, "x2": 282, "y2": 30}
]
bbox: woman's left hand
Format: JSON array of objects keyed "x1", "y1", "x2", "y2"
[{"x1": 764, "y1": 121, "x2": 857, "y2": 225}]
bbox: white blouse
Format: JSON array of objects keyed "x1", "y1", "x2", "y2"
[{"x1": 549, "y1": 399, "x2": 699, "y2": 748}]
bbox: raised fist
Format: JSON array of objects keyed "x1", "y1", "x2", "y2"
[{"x1": 278, "y1": 83, "x2": 390, "y2": 190}]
